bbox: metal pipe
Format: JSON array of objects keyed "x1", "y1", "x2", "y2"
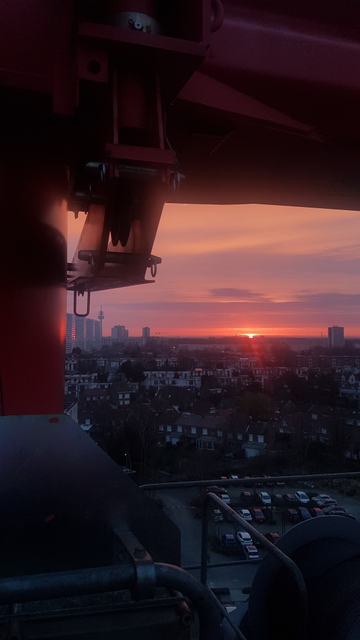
[
  {"x1": 140, "y1": 471, "x2": 360, "y2": 491},
  {"x1": 203, "y1": 493, "x2": 308, "y2": 640},
  {"x1": 211, "y1": 0, "x2": 224, "y2": 33},
  {"x1": 208, "y1": 587, "x2": 248, "y2": 640},
  {"x1": 201, "y1": 497, "x2": 209, "y2": 585},
  {"x1": 183, "y1": 560, "x2": 261, "y2": 570},
  {"x1": 154, "y1": 562, "x2": 223, "y2": 640},
  {"x1": 0, "y1": 564, "x2": 136, "y2": 604}
]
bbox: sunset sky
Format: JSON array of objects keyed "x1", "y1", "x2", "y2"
[{"x1": 67, "y1": 205, "x2": 360, "y2": 337}]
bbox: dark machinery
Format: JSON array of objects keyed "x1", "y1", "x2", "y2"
[{"x1": 2, "y1": 1, "x2": 360, "y2": 638}]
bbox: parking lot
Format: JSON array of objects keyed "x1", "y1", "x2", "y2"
[{"x1": 156, "y1": 478, "x2": 360, "y2": 596}]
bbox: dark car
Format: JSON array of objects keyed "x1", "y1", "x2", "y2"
[
  {"x1": 250, "y1": 508, "x2": 266, "y2": 523},
  {"x1": 324, "y1": 508, "x2": 356, "y2": 520},
  {"x1": 255, "y1": 476, "x2": 265, "y2": 487},
  {"x1": 240, "y1": 491, "x2": 253, "y2": 504},
  {"x1": 309, "y1": 507, "x2": 325, "y2": 518},
  {"x1": 283, "y1": 493, "x2": 297, "y2": 504},
  {"x1": 297, "y1": 507, "x2": 312, "y2": 521},
  {"x1": 272, "y1": 493, "x2": 284, "y2": 506},
  {"x1": 221, "y1": 534, "x2": 236, "y2": 547},
  {"x1": 285, "y1": 508, "x2": 300, "y2": 523},
  {"x1": 264, "y1": 475, "x2": 275, "y2": 487},
  {"x1": 322, "y1": 505, "x2": 346, "y2": 515},
  {"x1": 264, "y1": 532, "x2": 280, "y2": 544}
]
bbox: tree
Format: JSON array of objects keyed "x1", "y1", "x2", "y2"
[{"x1": 238, "y1": 391, "x2": 271, "y2": 421}]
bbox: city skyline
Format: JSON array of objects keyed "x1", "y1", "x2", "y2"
[{"x1": 67, "y1": 204, "x2": 360, "y2": 337}]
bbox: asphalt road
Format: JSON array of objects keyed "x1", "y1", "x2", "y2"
[{"x1": 152, "y1": 480, "x2": 360, "y2": 596}]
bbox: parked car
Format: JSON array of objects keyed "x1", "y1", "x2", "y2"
[
  {"x1": 250, "y1": 508, "x2": 266, "y2": 524},
  {"x1": 272, "y1": 494, "x2": 284, "y2": 506},
  {"x1": 220, "y1": 494, "x2": 231, "y2": 505},
  {"x1": 283, "y1": 493, "x2": 297, "y2": 504},
  {"x1": 240, "y1": 491, "x2": 253, "y2": 504},
  {"x1": 222, "y1": 534, "x2": 236, "y2": 547},
  {"x1": 321, "y1": 498, "x2": 338, "y2": 507},
  {"x1": 309, "y1": 507, "x2": 325, "y2": 518},
  {"x1": 275, "y1": 479, "x2": 285, "y2": 486},
  {"x1": 211, "y1": 509, "x2": 223, "y2": 522},
  {"x1": 297, "y1": 507, "x2": 312, "y2": 521},
  {"x1": 264, "y1": 532, "x2": 280, "y2": 544},
  {"x1": 322, "y1": 505, "x2": 346, "y2": 515},
  {"x1": 237, "y1": 531, "x2": 253, "y2": 546},
  {"x1": 243, "y1": 545, "x2": 260, "y2": 560},
  {"x1": 285, "y1": 508, "x2": 300, "y2": 523},
  {"x1": 255, "y1": 476, "x2": 265, "y2": 487},
  {"x1": 237, "y1": 509, "x2": 252, "y2": 521},
  {"x1": 295, "y1": 491, "x2": 310, "y2": 504},
  {"x1": 331, "y1": 511, "x2": 356, "y2": 520},
  {"x1": 230, "y1": 474, "x2": 239, "y2": 482},
  {"x1": 317, "y1": 494, "x2": 332, "y2": 501},
  {"x1": 264, "y1": 475, "x2": 275, "y2": 487},
  {"x1": 260, "y1": 491, "x2": 271, "y2": 506}
]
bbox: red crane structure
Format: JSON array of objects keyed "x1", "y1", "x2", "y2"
[{"x1": 1, "y1": 2, "x2": 360, "y2": 638}]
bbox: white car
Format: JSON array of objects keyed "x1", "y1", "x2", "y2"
[
  {"x1": 237, "y1": 531, "x2": 253, "y2": 546},
  {"x1": 244, "y1": 545, "x2": 260, "y2": 560},
  {"x1": 295, "y1": 491, "x2": 310, "y2": 504},
  {"x1": 221, "y1": 494, "x2": 231, "y2": 504},
  {"x1": 230, "y1": 474, "x2": 239, "y2": 481},
  {"x1": 260, "y1": 491, "x2": 271, "y2": 505},
  {"x1": 237, "y1": 509, "x2": 252, "y2": 521}
]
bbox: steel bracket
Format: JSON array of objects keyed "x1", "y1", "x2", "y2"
[{"x1": 117, "y1": 531, "x2": 156, "y2": 601}]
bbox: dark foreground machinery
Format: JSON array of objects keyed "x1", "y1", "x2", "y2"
[{"x1": 2, "y1": 1, "x2": 360, "y2": 638}]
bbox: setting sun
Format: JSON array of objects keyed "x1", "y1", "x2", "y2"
[{"x1": 247, "y1": 334, "x2": 254, "y2": 339}]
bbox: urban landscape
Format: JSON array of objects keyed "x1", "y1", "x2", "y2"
[{"x1": 64, "y1": 314, "x2": 360, "y2": 595}]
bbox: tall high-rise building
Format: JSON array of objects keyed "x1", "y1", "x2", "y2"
[
  {"x1": 74, "y1": 316, "x2": 86, "y2": 351},
  {"x1": 94, "y1": 320, "x2": 101, "y2": 350},
  {"x1": 98, "y1": 307, "x2": 104, "y2": 339},
  {"x1": 111, "y1": 325, "x2": 128, "y2": 342},
  {"x1": 142, "y1": 327, "x2": 150, "y2": 338},
  {"x1": 66, "y1": 314, "x2": 100, "y2": 352},
  {"x1": 86, "y1": 318, "x2": 95, "y2": 351},
  {"x1": 66, "y1": 313, "x2": 75, "y2": 353},
  {"x1": 328, "y1": 325, "x2": 345, "y2": 349}
]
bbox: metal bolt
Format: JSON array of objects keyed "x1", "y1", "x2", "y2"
[
  {"x1": 134, "y1": 21, "x2": 143, "y2": 30},
  {"x1": 134, "y1": 546, "x2": 146, "y2": 558}
]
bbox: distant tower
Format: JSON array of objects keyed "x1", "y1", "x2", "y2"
[{"x1": 98, "y1": 307, "x2": 104, "y2": 339}]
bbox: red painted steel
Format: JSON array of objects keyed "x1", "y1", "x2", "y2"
[{"x1": 0, "y1": 159, "x2": 68, "y2": 415}]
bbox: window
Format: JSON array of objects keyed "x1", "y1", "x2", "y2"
[
  {"x1": 217, "y1": 430, "x2": 222, "y2": 437},
  {"x1": 258, "y1": 434, "x2": 264, "y2": 443},
  {"x1": 159, "y1": 425, "x2": 164, "y2": 431},
  {"x1": 248, "y1": 434, "x2": 253, "y2": 442},
  {"x1": 237, "y1": 433, "x2": 242, "y2": 440},
  {"x1": 312, "y1": 414, "x2": 318, "y2": 420},
  {"x1": 321, "y1": 428, "x2": 327, "y2": 435},
  {"x1": 177, "y1": 426, "x2": 182, "y2": 433},
  {"x1": 228, "y1": 433, "x2": 233, "y2": 439},
  {"x1": 167, "y1": 425, "x2": 171, "y2": 432},
  {"x1": 191, "y1": 427, "x2": 196, "y2": 434},
  {"x1": 202, "y1": 428, "x2": 208, "y2": 435}
]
